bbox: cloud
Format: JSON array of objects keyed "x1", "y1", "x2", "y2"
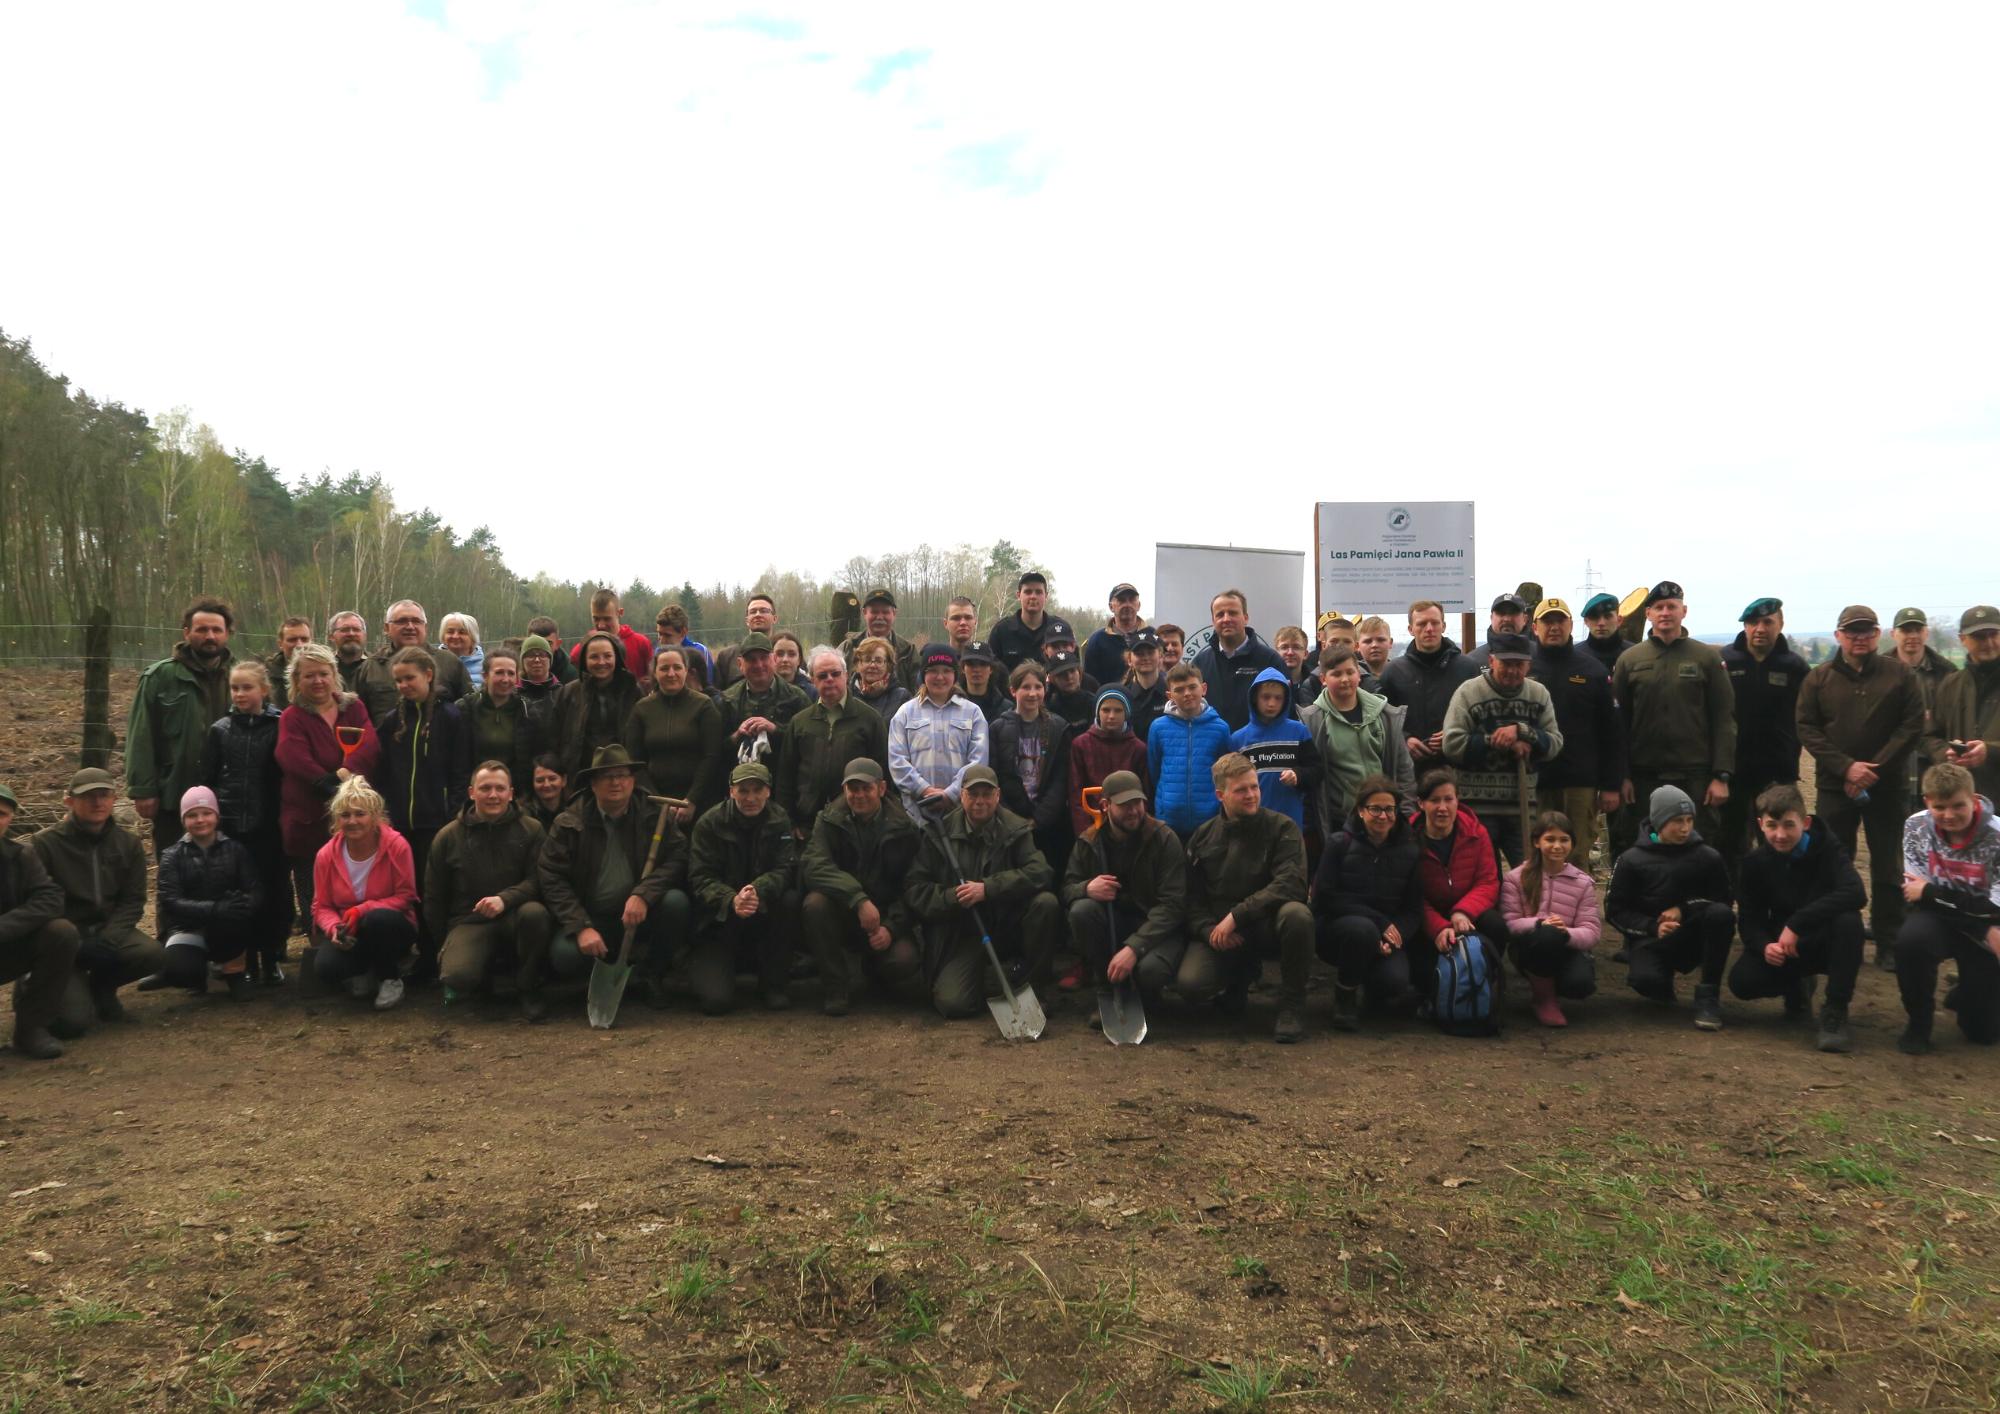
[
  {"x1": 857, "y1": 47, "x2": 930, "y2": 95},
  {"x1": 704, "y1": 13, "x2": 805, "y2": 42},
  {"x1": 941, "y1": 134, "x2": 1044, "y2": 195}
]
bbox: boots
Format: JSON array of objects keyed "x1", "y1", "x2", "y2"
[
  {"x1": 1529, "y1": 976, "x2": 1567, "y2": 1028},
  {"x1": 1784, "y1": 975, "x2": 1817, "y2": 1024},
  {"x1": 1693, "y1": 983, "x2": 1722, "y2": 1031},
  {"x1": 1816, "y1": 1003, "x2": 1852, "y2": 1053},
  {"x1": 1332, "y1": 986, "x2": 1359, "y2": 1033},
  {"x1": 1273, "y1": 1005, "x2": 1304, "y2": 1044},
  {"x1": 11, "y1": 1026, "x2": 62, "y2": 1060},
  {"x1": 1897, "y1": 1014, "x2": 1932, "y2": 1055}
]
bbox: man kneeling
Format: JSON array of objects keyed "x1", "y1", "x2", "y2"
[
  {"x1": 688, "y1": 762, "x2": 800, "y2": 1013},
  {"x1": 1727, "y1": 784, "x2": 1865, "y2": 1052},
  {"x1": 801, "y1": 758, "x2": 924, "y2": 1015},
  {"x1": 32, "y1": 768, "x2": 167, "y2": 1035},
  {"x1": 1607, "y1": 784, "x2": 1735, "y2": 1030},
  {"x1": 427, "y1": 761, "x2": 552, "y2": 1020},
  {"x1": 538, "y1": 745, "x2": 690, "y2": 1015},
  {"x1": 0, "y1": 781, "x2": 78, "y2": 1058},
  {"x1": 1182, "y1": 753, "x2": 1312, "y2": 1042},
  {"x1": 1893, "y1": 763, "x2": 2000, "y2": 1055},
  {"x1": 1061, "y1": 770, "x2": 1187, "y2": 1024},
  {"x1": 906, "y1": 766, "x2": 1057, "y2": 1018}
]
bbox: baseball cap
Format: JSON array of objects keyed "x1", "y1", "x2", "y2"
[
  {"x1": 1489, "y1": 632, "x2": 1534, "y2": 661},
  {"x1": 961, "y1": 765, "x2": 1000, "y2": 790},
  {"x1": 862, "y1": 588, "x2": 897, "y2": 609},
  {"x1": 1644, "y1": 581, "x2": 1685, "y2": 607},
  {"x1": 1129, "y1": 627, "x2": 1162, "y2": 652},
  {"x1": 1739, "y1": 597, "x2": 1783, "y2": 623},
  {"x1": 1316, "y1": 610, "x2": 1349, "y2": 630},
  {"x1": 1490, "y1": 592, "x2": 1529, "y2": 614},
  {"x1": 1892, "y1": 607, "x2": 1928, "y2": 630},
  {"x1": 1532, "y1": 597, "x2": 1572, "y2": 621},
  {"x1": 1108, "y1": 582, "x2": 1138, "y2": 601},
  {"x1": 1582, "y1": 593, "x2": 1620, "y2": 618},
  {"x1": 1042, "y1": 617, "x2": 1076, "y2": 645},
  {"x1": 841, "y1": 758, "x2": 884, "y2": 786},
  {"x1": 1960, "y1": 605, "x2": 2000, "y2": 633},
  {"x1": 959, "y1": 639, "x2": 996, "y2": 665},
  {"x1": 918, "y1": 643, "x2": 959, "y2": 670},
  {"x1": 1016, "y1": 571, "x2": 1046, "y2": 589},
  {"x1": 67, "y1": 768, "x2": 116, "y2": 796},
  {"x1": 1101, "y1": 770, "x2": 1146, "y2": 806},
  {"x1": 738, "y1": 630, "x2": 774, "y2": 654},
  {"x1": 1836, "y1": 605, "x2": 1880, "y2": 631},
  {"x1": 0, "y1": 782, "x2": 18, "y2": 811},
  {"x1": 1047, "y1": 649, "x2": 1081, "y2": 672},
  {"x1": 729, "y1": 761, "x2": 773, "y2": 787}
]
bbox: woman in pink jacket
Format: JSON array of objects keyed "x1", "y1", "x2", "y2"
[
  {"x1": 1500, "y1": 810, "x2": 1600, "y2": 1027},
  {"x1": 311, "y1": 776, "x2": 419, "y2": 1012}
]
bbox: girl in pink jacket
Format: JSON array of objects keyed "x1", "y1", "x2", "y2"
[{"x1": 1500, "y1": 811, "x2": 1600, "y2": 1027}]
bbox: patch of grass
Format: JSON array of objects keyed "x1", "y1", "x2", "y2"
[
  {"x1": 51, "y1": 1295, "x2": 141, "y2": 1328},
  {"x1": 370, "y1": 1245, "x2": 453, "y2": 1309},
  {"x1": 1228, "y1": 1255, "x2": 1268, "y2": 1279},
  {"x1": 1196, "y1": 1357, "x2": 1284, "y2": 1413},
  {"x1": 1076, "y1": 1271, "x2": 1140, "y2": 1346},
  {"x1": 209, "y1": 1188, "x2": 243, "y2": 1204},
  {"x1": 1802, "y1": 1149, "x2": 1898, "y2": 1189},
  {"x1": 656, "y1": 1254, "x2": 733, "y2": 1316}
]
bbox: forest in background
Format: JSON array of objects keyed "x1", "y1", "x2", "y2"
[{"x1": 0, "y1": 331, "x2": 1092, "y2": 663}]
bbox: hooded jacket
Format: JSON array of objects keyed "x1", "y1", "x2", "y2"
[
  {"x1": 1500, "y1": 860, "x2": 1601, "y2": 947},
  {"x1": 1060, "y1": 815, "x2": 1187, "y2": 955},
  {"x1": 1613, "y1": 633, "x2": 1737, "y2": 782},
  {"x1": 1413, "y1": 805, "x2": 1501, "y2": 940},
  {"x1": 377, "y1": 695, "x2": 473, "y2": 836},
  {"x1": 1441, "y1": 669, "x2": 1564, "y2": 805},
  {"x1": 1229, "y1": 668, "x2": 1319, "y2": 830},
  {"x1": 126, "y1": 641, "x2": 235, "y2": 810},
  {"x1": 454, "y1": 643, "x2": 486, "y2": 691},
  {"x1": 0, "y1": 835, "x2": 64, "y2": 947},
  {"x1": 1182, "y1": 804, "x2": 1306, "y2": 938},
  {"x1": 550, "y1": 660, "x2": 644, "y2": 778},
  {"x1": 1192, "y1": 627, "x2": 1288, "y2": 732},
  {"x1": 1720, "y1": 631, "x2": 1811, "y2": 784},
  {"x1": 1312, "y1": 810, "x2": 1426, "y2": 937},
  {"x1": 1067, "y1": 714, "x2": 1151, "y2": 834},
  {"x1": 1901, "y1": 795, "x2": 2000, "y2": 941},
  {"x1": 905, "y1": 805, "x2": 1053, "y2": 922},
  {"x1": 275, "y1": 697, "x2": 383, "y2": 858},
  {"x1": 1379, "y1": 639, "x2": 1480, "y2": 748},
  {"x1": 310, "y1": 823, "x2": 419, "y2": 935},
  {"x1": 688, "y1": 799, "x2": 798, "y2": 926},
  {"x1": 537, "y1": 792, "x2": 690, "y2": 935},
  {"x1": 201, "y1": 703, "x2": 284, "y2": 836},
  {"x1": 1734, "y1": 816, "x2": 1863, "y2": 950},
  {"x1": 800, "y1": 797, "x2": 921, "y2": 937},
  {"x1": 989, "y1": 708, "x2": 1071, "y2": 833},
  {"x1": 1528, "y1": 639, "x2": 1627, "y2": 793},
  {"x1": 156, "y1": 833, "x2": 261, "y2": 935},
  {"x1": 1146, "y1": 701, "x2": 1233, "y2": 834},
  {"x1": 1605, "y1": 831, "x2": 1733, "y2": 939},
  {"x1": 1301, "y1": 686, "x2": 1414, "y2": 827},
  {"x1": 1796, "y1": 652, "x2": 1926, "y2": 794},
  {"x1": 423, "y1": 801, "x2": 546, "y2": 941},
  {"x1": 31, "y1": 816, "x2": 148, "y2": 935}
]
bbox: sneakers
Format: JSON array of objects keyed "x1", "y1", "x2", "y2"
[
  {"x1": 349, "y1": 973, "x2": 376, "y2": 999},
  {"x1": 1273, "y1": 1007, "x2": 1304, "y2": 1044},
  {"x1": 1529, "y1": 976, "x2": 1567, "y2": 1028},
  {"x1": 1816, "y1": 1003, "x2": 1852, "y2": 1054},
  {"x1": 1332, "y1": 986, "x2": 1359, "y2": 1033},
  {"x1": 1692, "y1": 983, "x2": 1722, "y2": 1031},
  {"x1": 1056, "y1": 961, "x2": 1085, "y2": 992},
  {"x1": 1897, "y1": 1018, "x2": 1932, "y2": 1055},
  {"x1": 11, "y1": 1027, "x2": 62, "y2": 1060},
  {"x1": 1784, "y1": 976, "x2": 1817, "y2": 1024},
  {"x1": 225, "y1": 974, "x2": 254, "y2": 1003},
  {"x1": 374, "y1": 977, "x2": 405, "y2": 1011}
]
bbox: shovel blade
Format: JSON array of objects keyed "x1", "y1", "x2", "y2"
[
  {"x1": 586, "y1": 961, "x2": 632, "y2": 1029},
  {"x1": 986, "y1": 986, "x2": 1046, "y2": 1041},
  {"x1": 1098, "y1": 985, "x2": 1148, "y2": 1045}
]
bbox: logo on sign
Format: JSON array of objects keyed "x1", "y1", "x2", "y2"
[
  {"x1": 1386, "y1": 506, "x2": 1411, "y2": 531},
  {"x1": 1183, "y1": 626, "x2": 1216, "y2": 657}
]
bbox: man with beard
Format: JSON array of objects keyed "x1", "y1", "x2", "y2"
[
  {"x1": 128, "y1": 597, "x2": 237, "y2": 858},
  {"x1": 355, "y1": 599, "x2": 473, "y2": 720},
  {"x1": 328, "y1": 610, "x2": 372, "y2": 692}
]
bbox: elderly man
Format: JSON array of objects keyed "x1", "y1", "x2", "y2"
[
  {"x1": 426, "y1": 760, "x2": 552, "y2": 1019},
  {"x1": 905, "y1": 764, "x2": 1058, "y2": 1017},
  {"x1": 801, "y1": 758, "x2": 924, "y2": 1014},
  {"x1": 1527, "y1": 598, "x2": 1625, "y2": 867},
  {"x1": 1613, "y1": 582, "x2": 1736, "y2": 856},
  {"x1": 889, "y1": 644, "x2": 990, "y2": 822},
  {"x1": 1798, "y1": 605, "x2": 1926, "y2": 965},
  {"x1": 0, "y1": 781, "x2": 76, "y2": 1058},
  {"x1": 1887, "y1": 607, "x2": 1957, "y2": 799},
  {"x1": 537, "y1": 744, "x2": 691, "y2": 1014},
  {"x1": 720, "y1": 631, "x2": 809, "y2": 763},
  {"x1": 1718, "y1": 596, "x2": 1811, "y2": 865},
  {"x1": 32, "y1": 769, "x2": 166, "y2": 1035},
  {"x1": 838, "y1": 589, "x2": 919, "y2": 690},
  {"x1": 1193, "y1": 589, "x2": 1288, "y2": 732},
  {"x1": 777, "y1": 647, "x2": 892, "y2": 828},
  {"x1": 1380, "y1": 599, "x2": 1480, "y2": 773},
  {"x1": 127, "y1": 597, "x2": 237, "y2": 853},
  {"x1": 1465, "y1": 591, "x2": 1533, "y2": 670},
  {"x1": 989, "y1": 571, "x2": 1056, "y2": 674},
  {"x1": 1926, "y1": 605, "x2": 2000, "y2": 803},
  {"x1": 687, "y1": 761, "x2": 801, "y2": 1013},
  {"x1": 356, "y1": 599, "x2": 473, "y2": 719},
  {"x1": 1060, "y1": 768, "x2": 1187, "y2": 1014},
  {"x1": 712, "y1": 592, "x2": 780, "y2": 690},
  {"x1": 1084, "y1": 583, "x2": 1149, "y2": 686},
  {"x1": 327, "y1": 610, "x2": 371, "y2": 691},
  {"x1": 1442, "y1": 632, "x2": 1564, "y2": 867}
]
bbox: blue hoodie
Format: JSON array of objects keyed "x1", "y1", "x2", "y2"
[
  {"x1": 1147, "y1": 699, "x2": 1233, "y2": 834},
  {"x1": 1229, "y1": 667, "x2": 1315, "y2": 830}
]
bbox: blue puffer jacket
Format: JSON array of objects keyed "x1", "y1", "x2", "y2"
[
  {"x1": 1230, "y1": 668, "x2": 1317, "y2": 831},
  {"x1": 1147, "y1": 702, "x2": 1233, "y2": 834}
]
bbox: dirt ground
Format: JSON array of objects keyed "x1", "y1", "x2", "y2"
[{"x1": 2, "y1": 668, "x2": 1996, "y2": 1413}]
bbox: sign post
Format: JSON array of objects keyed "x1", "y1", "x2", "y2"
[{"x1": 1314, "y1": 502, "x2": 1476, "y2": 649}]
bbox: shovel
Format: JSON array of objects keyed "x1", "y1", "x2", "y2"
[
  {"x1": 1080, "y1": 786, "x2": 1147, "y2": 1045},
  {"x1": 926, "y1": 809, "x2": 1045, "y2": 1040},
  {"x1": 587, "y1": 796, "x2": 684, "y2": 1029},
  {"x1": 1515, "y1": 754, "x2": 1533, "y2": 872}
]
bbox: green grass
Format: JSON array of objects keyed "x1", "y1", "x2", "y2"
[
  {"x1": 51, "y1": 1296, "x2": 141, "y2": 1328},
  {"x1": 1228, "y1": 1255, "x2": 1269, "y2": 1279},
  {"x1": 1196, "y1": 1358, "x2": 1284, "y2": 1413}
]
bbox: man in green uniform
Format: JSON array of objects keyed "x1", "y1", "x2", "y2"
[
  {"x1": 1060, "y1": 769, "x2": 1187, "y2": 1017},
  {"x1": 686, "y1": 761, "x2": 800, "y2": 1013},
  {"x1": 800, "y1": 759, "x2": 924, "y2": 1015},
  {"x1": 427, "y1": 761, "x2": 552, "y2": 1019},
  {"x1": 32, "y1": 769, "x2": 165, "y2": 1034},
  {"x1": 1612, "y1": 581, "x2": 1737, "y2": 855},
  {"x1": 0, "y1": 781, "x2": 76, "y2": 1058},
  {"x1": 777, "y1": 649, "x2": 891, "y2": 829},
  {"x1": 127, "y1": 597, "x2": 236, "y2": 858}
]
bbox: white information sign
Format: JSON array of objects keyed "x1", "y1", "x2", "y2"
[
  {"x1": 1154, "y1": 543, "x2": 1306, "y2": 658},
  {"x1": 1315, "y1": 501, "x2": 1476, "y2": 616}
]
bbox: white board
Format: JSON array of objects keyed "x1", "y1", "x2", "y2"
[
  {"x1": 1315, "y1": 501, "x2": 1476, "y2": 616},
  {"x1": 1153, "y1": 543, "x2": 1307, "y2": 657}
]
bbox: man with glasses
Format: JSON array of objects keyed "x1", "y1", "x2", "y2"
[
  {"x1": 356, "y1": 600, "x2": 473, "y2": 720},
  {"x1": 713, "y1": 593, "x2": 780, "y2": 690},
  {"x1": 777, "y1": 647, "x2": 892, "y2": 829},
  {"x1": 329, "y1": 610, "x2": 372, "y2": 692},
  {"x1": 1579, "y1": 593, "x2": 1631, "y2": 677},
  {"x1": 1798, "y1": 606, "x2": 1925, "y2": 966}
]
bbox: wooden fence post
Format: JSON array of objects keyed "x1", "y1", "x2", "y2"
[{"x1": 81, "y1": 605, "x2": 113, "y2": 770}]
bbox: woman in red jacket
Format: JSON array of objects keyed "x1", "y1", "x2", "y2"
[
  {"x1": 310, "y1": 776, "x2": 419, "y2": 1012},
  {"x1": 276, "y1": 644, "x2": 381, "y2": 932},
  {"x1": 1412, "y1": 766, "x2": 1502, "y2": 1008}
]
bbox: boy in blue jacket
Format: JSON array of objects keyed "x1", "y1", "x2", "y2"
[
  {"x1": 1148, "y1": 664, "x2": 1234, "y2": 839},
  {"x1": 1231, "y1": 668, "x2": 1319, "y2": 833}
]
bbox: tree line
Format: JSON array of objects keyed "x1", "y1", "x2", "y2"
[{"x1": 0, "y1": 331, "x2": 1075, "y2": 663}]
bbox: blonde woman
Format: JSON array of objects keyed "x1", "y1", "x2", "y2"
[{"x1": 310, "y1": 777, "x2": 420, "y2": 1011}]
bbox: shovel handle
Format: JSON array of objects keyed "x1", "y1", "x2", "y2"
[
  {"x1": 613, "y1": 798, "x2": 682, "y2": 969},
  {"x1": 927, "y1": 811, "x2": 1020, "y2": 1007}
]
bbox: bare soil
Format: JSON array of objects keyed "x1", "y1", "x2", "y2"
[{"x1": 2, "y1": 669, "x2": 1995, "y2": 1413}]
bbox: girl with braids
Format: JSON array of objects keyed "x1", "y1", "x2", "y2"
[
  {"x1": 1500, "y1": 810, "x2": 1600, "y2": 1026},
  {"x1": 989, "y1": 661, "x2": 1073, "y2": 874}
]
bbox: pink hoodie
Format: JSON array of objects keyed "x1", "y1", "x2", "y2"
[
  {"x1": 311, "y1": 824, "x2": 420, "y2": 937},
  {"x1": 1500, "y1": 860, "x2": 1600, "y2": 949}
]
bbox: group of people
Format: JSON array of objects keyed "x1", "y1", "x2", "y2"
[{"x1": 0, "y1": 573, "x2": 1992, "y2": 1059}]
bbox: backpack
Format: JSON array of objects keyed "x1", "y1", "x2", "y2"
[{"x1": 1434, "y1": 934, "x2": 1502, "y2": 1037}]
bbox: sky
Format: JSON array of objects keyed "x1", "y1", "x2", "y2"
[{"x1": 2, "y1": 2, "x2": 1995, "y2": 636}]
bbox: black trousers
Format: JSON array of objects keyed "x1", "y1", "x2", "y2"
[
  {"x1": 1817, "y1": 784, "x2": 1908, "y2": 944},
  {"x1": 1728, "y1": 911, "x2": 1863, "y2": 1007},
  {"x1": 312, "y1": 908, "x2": 418, "y2": 986},
  {"x1": 235, "y1": 826, "x2": 295, "y2": 969},
  {"x1": 688, "y1": 890, "x2": 801, "y2": 1014},
  {"x1": 1625, "y1": 899, "x2": 1735, "y2": 999},
  {"x1": 1896, "y1": 910, "x2": 2000, "y2": 1043},
  {"x1": 1510, "y1": 924, "x2": 1597, "y2": 999}
]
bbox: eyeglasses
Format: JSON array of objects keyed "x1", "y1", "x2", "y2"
[
  {"x1": 1359, "y1": 803, "x2": 1397, "y2": 816},
  {"x1": 389, "y1": 616, "x2": 425, "y2": 627}
]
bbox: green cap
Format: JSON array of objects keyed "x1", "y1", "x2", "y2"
[
  {"x1": 738, "y1": 631, "x2": 774, "y2": 655},
  {"x1": 841, "y1": 758, "x2": 884, "y2": 786},
  {"x1": 521, "y1": 634, "x2": 553, "y2": 658},
  {"x1": 1891, "y1": 607, "x2": 1927, "y2": 630},
  {"x1": 961, "y1": 765, "x2": 999, "y2": 790},
  {"x1": 67, "y1": 767, "x2": 117, "y2": 795},
  {"x1": 1101, "y1": 770, "x2": 1146, "y2": 806},
  {"x1": 729, "y1": 761, "x2": 773, "y2": 787},
  {"x1": 0, "y1": 782, "x2": 18, "y2": 811}
]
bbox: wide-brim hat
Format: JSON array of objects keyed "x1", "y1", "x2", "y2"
[{"x1": 574, "y1": 743, "x2": 644, "y2": 783}]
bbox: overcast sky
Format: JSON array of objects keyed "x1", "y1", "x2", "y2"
[{"x1": 3, "y1": 3, "x2": 1993, "y2": 635}]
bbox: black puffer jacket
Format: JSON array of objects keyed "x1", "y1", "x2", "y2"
[
  {"x1": 1379, "y1": 641, "x2": 1480, "y2": 746},
  {"x1": 156, "y1": 834, "x2": 262, "y2": 934},
  {"x1": 1735, "y1": 816, "x2": 1864, "y2": 950},
  {"x1": 1529, "y1": 640, "x2": 1627, "y2": 792},
  {"x1": 1312, "y1": 813, "x2": 1426, "y2": 936},
  {"x1": 1605, "y1": 835, "x2": 1733, "y2": 939},
  {"x1": 201, "y1": 704, "x2": 285, "y2": 834}
]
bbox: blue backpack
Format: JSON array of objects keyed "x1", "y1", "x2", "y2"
[{"x1": 1434, "y1": 935, "x2": 1502, "y2": 1036}]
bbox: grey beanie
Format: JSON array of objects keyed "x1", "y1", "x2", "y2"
[{"x1": 1648, "y1": 784, "x2": 1696, "y2": 833}]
